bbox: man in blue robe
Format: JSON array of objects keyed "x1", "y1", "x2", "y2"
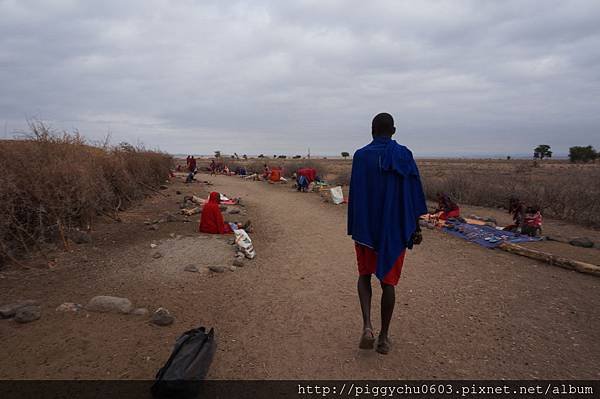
[{"x1": 348, "y1": 113, "x2": 427, "y2": 354}]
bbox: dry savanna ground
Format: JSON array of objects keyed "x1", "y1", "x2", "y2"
[{"x1": 1, "y1": 165, "x2": 599, "y2": 381}]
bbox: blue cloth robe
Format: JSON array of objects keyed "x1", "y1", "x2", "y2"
[{"x1": 347, "y1": 137, "x2": 427, "y2": 280}]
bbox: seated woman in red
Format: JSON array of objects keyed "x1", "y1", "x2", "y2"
[
  {"x1": 199, "y1": 192, "x2": 234, "y2": 234},
  {"x1": 435, "y1": 192, "x2": 460, "y2": 220}
]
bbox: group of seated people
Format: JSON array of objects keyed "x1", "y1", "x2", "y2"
[
  {"x1": 504, "y1": 197, "x2": 543, "y2": 236},
  {"x1": 198, "y1": 192, "x2": 251, "y2": 234},
  {"x1": 428, "y1": 193, "x2": 543, "y2": 237}
]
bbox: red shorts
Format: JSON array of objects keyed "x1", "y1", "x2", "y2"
[{"x1": 355, "y1": 243, "x2": 406, "y2": 286}]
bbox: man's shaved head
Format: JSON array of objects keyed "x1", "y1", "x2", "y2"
[{"x1": 372, "y1": 113, "x2": 396, "y2": 138}]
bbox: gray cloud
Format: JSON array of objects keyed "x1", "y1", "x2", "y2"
[{"x1": 1, "y1": 0, "x2": 599, "y2": 156}]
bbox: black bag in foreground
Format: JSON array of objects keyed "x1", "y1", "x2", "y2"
[{"x1": 151, "y1": 326, "x2": 216, "y2": 399}]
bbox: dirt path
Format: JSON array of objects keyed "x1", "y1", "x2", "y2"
[{"x1": 1, "y1": 174, "x2": 599, "y2": 379}]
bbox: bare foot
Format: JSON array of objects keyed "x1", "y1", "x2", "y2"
[
  {"x1": 376, "y1": 336, "x2": 391, "y2": 355},
  {"x1": 359, "y1": 328, "x2": 375, "y2": 349}
]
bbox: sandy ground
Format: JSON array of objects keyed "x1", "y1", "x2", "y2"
[{"x1": 0, "y1": 174, "x2": 599, "y2": 380}]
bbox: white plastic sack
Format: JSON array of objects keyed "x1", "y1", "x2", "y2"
[
  {"x1": 234, "y1": 229, "x2": 256, "y2": 259},
  {"x1": 330, "y1": 186, "x2": 344, "y2": 205}
]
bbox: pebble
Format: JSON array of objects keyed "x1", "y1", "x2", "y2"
[
  {"x1": 150, "y1": 243, "x2": 158, "y2": 248},
  {"x1": 209, "y1": 265, "x2": 225, "y2": 273},
  {"x1": 233, "y1": 258, "x2": 245, "y2": 267},
  {"x1": 184, "y1": 265, "x2": 199, "y2": 273},
  {"x1": 159, "y1": 185, "x2": 168, "y2": 190},
  {"x1": 14, "y1": 306, "x2": 41, "y2": 323},
  {"x1": 69, "y1": 229, "x2": 92, "y2": 244},
  {"x1": 132, "y1": 308, "x2": 149, "y2": 316},
  {"x1": 149, "y1": 225, "x2": 159, "y2": 231},
  {"x1": 153, "y1": 252, "x2": 163, "y2": 259},
  {"x1": 229, "y1": 266, "x2": 237, "y2": 272},
  {"x1": 176, "y1": 191, "x2": 182, "y2": 195},
  {"x1": 169, "y1": 233, "x2": 176, "y2": 239},
  {"x1": 151, "y1": 307, "x2": 174, "y2": 326},
  {"x1": 0, "y1": 300, "x2": 39, "y2": 318},
  {"x1": 570, "y1": 237, "x2": 594, "y2": 248},
  {"x1": 56, "y1": 302, "x2": 82, "y2": 312},
  {"x1": 86, "y1": 296, "x2": 133, "y2": 314}
]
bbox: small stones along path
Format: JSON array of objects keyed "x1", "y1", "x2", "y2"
[{"x1": 0, "y1": 174, "x2": 599, "y2": 379}]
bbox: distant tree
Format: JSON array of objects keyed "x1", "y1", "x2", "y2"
[
  {"x1": 234, "y1": 152, "x2": 240, "y2": 159},
  {"x1": 506, "y1": 156, "x2": 511, "y2": 160},
  {"x1": 533, "y1": 144, "x2": 552, "y2": 159},
  {"x1": 569, "y1": 145, "x2": 597, "y2": 163},
  {"x1": 273, "y1": 155, "x2": 277, "y2": 158},
  {"x1": 258, "y1": 154, "x2": 265, "y2": 158},
  {"x1": 341, "y1": 151, "x2": 350, "y2": 159},
  {"x1": 243, "y1": 154, "x2": 248, "y2": 160},
  {"x1": 278, "y1": 155, "x2": 287, "y2": 159},
  {"x1": 214, "y1": 150, "x2": 221, "y2": 158},
  {"x1": 293, "y1": 155, "x2": 302, "y2": 159},
  {"x1": 230, "y1": 155, "x2": 235, "y2": 159}
]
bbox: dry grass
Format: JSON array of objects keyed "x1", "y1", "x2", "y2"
[
  {"x1": 417, "y1": 159, "x2": 600, "y2": 227},
  {"x1": 0, "y1": 123, "x2": 173, "y2": 265},
  {"x1": 265, "y1": 158, "x2": 600, "y2": 228}
]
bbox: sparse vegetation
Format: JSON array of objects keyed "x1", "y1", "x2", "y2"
[
  {"x1": 0, "y1": 122, "x2": 172, "y2": 265},
  {"x1": 569, "y1": 146, "x2": 597, "y2": 163},
  {"x1": 257, "y1": 157, "x2": 600, "y2": 228}
]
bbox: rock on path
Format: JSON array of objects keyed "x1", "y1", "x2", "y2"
[
  {"x1": 151, "y1": 307, "x2": 174, "y2": 326},
  {"x1": 14, "y1": 306, "x2": 41, "y2": 323},
  {"x1": 86, "y1": 296, "x2": 133, "y2": 314},
  {"x1": 0, "y1": 300, "x2": 39, "y2": 318}
]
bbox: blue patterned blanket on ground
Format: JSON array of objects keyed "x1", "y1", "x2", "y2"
[{"x1": 443, "y1": 222, "x2": 543, "y2": 248}]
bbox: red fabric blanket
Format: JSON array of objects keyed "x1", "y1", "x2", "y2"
[
  {"x1": 297, "y1": 168, "x2": 317, "y2": 183},
  {"x1": 199, "y1": 192, "x2": 232, "y2": 234}
]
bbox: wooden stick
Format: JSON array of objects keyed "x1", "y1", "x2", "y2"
[
  {"x1": 57, "y1": 219, "x2": 71, "y2": 252},
  {"x1": 498, "y1": 242, "x2": 600, "y2": 277},
  {"x1": 139, "y1": 182, "x2": 168, "y2": 197}
]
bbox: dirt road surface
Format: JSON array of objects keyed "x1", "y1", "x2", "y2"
[{"x1": 1, "y1": 174, "x2": 599, "y2": 379}]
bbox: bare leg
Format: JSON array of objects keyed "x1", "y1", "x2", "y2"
[
  {"x1": 377, "y1": 283, "x2": 395, "y2": 354},
  {"x1": 357, "y1": 275, "x2": 373, "y2": 330},
  {"x1": 358, "y1": 275, "x2": 375, "y2": 349}
]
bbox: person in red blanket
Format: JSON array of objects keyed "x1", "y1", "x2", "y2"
[
  {"x1": 199, "y1": 192, "x2": 251, "y2": 234},
  {"x1": 522, "y1": 206, "x2": 543, "y2": 237},
  {"x1": 434, "y1": 192, "x2": 460, "y2": 220}
]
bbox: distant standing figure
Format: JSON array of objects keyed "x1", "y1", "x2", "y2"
[
  {"x1": 348, "y1": 113, "x2": 427, "y2": 355},
  {"x1": 189, "y1": 156, "x2": 197, "y2": 173}
]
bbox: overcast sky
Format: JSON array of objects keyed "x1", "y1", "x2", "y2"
[{"x1": 1, "y1": 0, "x2": 599, "y2": 156}]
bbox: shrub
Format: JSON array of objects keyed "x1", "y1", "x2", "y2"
[
  {"x1": 0, "y1": 122, "x2": 172, "y2": 265},
  {"x1": 569, "y1": 146, "x2": 597, "y2": 163}
]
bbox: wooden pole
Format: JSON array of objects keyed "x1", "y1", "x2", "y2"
[{"x1": 498, "y1": 242, "x2": 600, "y2": 277}]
